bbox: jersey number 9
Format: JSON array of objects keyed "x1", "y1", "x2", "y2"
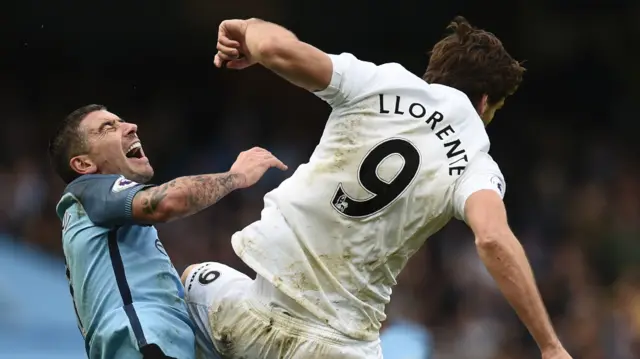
[{"x1": 331, "y1": 138, "x2": 421, "y2": 218}]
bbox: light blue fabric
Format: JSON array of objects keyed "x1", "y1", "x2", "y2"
[
  {"x1": 56, "y1": 174, "x2": 199, "y2": 359},
  {"x1": 0, "y1": 234, "x2": 85, "y2": 358},
  {"x1": 380, "y1": 320, "x2": 433, "y2": 359}
]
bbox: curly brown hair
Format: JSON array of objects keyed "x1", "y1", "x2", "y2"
[{"x1": 423, "y1": 16, "x2": 525, "y2": 107}]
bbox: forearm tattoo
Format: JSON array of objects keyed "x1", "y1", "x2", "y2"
[{"x1": 140, "y1": 173, "x2": 243, "y2": 219}]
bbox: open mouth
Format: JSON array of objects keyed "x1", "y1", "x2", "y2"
[{"x1": 125, "y1": 142, "x2": 145, "y2": 159}]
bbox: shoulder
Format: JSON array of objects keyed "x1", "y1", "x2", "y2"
[
  {"x1": 450, "y1": 152, "x2": 505, "y2": 220},
  {"x1": 65, "y1": 174, "x2": 134, "y2": 195},
  {"x1": 56, "y1": 176, "x2": 117, "y2": 220},
  {"x1": 467, "y1": 152, "x2": 502, "y2": 171},
  {"x1": 457, "y1": 152, "x2": 506, "y2": 194},
  {"x1": 427, "y1": 83, "x2": 488, "y2": 141},
  {"x1": 64, "y1": 174, "x2": 146, "y2": 200},
  {"x1": 378, "y1": 61, "x2": 419, "y2": 79},
  {"x1": 59, "y1": 174, "x2": 149, "y2": 226},
  {"x1": 428, "y1": 84, "x2": 477, "y2": 112},
  {"x1": 330, "y1": 53, "x2": 417, "y2": 88},
  {"x1": 368, "y1": 59, "x2": 423, "y2": 89}
]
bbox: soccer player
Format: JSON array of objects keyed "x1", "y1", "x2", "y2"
[
  {"x1": 182, "y1": 17, "x2": 572, "y2": 359},
  {"x1": 49, "y1": 104, "x2": 287, "y2": 359}
]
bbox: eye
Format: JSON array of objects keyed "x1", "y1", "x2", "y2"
[{"x1": 101, "y1": 121, "x2": 118, "y2": 131}]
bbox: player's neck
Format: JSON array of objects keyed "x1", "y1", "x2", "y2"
[{"x1": 475, "y1": 95, "x2": 491, "y2": 127}]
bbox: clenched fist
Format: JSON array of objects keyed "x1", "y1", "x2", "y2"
[
  {"x1": 230, "y1": 147, "x2": 288, "y2": 188},
  {"x1": 214, "y1": 19, "x2": 258, "y2": 70}
]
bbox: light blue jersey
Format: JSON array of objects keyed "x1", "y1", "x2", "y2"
[{"x1": 56, "y1": 174, "x2": 200, "y2": 359}]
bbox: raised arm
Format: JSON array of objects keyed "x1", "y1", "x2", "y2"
[
  {"x1": 70, "y1": 147, "x2": 286, "y2": 227},
  {"x1": 214, "y1": 19, "x2": 379, "y2": 108},
  {"x1": 133, "y1": 147, "x2": 287, "y2": 224},
  {"x1": 132, "y1": 172, "x2": 244, "y2": 223},
  {"x1": 215, "y1": 18, "x2": 332, "y2": 92}
]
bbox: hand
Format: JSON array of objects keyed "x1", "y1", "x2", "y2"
[
  {"x1": 229, "y1": 147, "x2": 288, "y2": 188},
  {"x1": 542, "y1": 346, "x2": 572, "y2": 359},
  {"x1": 214, "y1": 19, "x2": 257, "y2": 70}
]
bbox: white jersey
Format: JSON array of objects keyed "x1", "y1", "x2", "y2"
[{"x1": 231, "y1": 53, "x2": 506, "y2": 341}]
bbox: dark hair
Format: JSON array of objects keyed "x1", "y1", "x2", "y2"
[
  {"x1": 423, "y1": 16, "x2": 525, "y2": 106},
  {"x1": 48, "y1": 104, "x2": 106, "y2": 184}
]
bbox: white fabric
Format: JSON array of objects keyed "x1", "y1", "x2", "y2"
[{"x1": 229, "y1": 52, "x2": 506, "y2": 341}]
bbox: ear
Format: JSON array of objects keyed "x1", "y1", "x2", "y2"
[
  {"x1": 477, "y1": 94, "x2": 489, "y2": 116},
  {"x1": 69, "y1": 155, "x2": 97, "y2": 176}
]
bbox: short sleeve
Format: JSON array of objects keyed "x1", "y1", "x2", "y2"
[
  {"x1": 452, "y1": 152, "x2": 506, "y2": 221},
  {"x1": 313, "y1": 53, "x2": 378, "y2": 108},
  {"x1": 64, "y1": 174, "x2": 153, "y2": 228}
]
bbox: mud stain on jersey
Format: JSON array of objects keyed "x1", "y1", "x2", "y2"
[
  {"x1": 233, "y1": 235, "x2": 260, "y2": 263},
  {"x1": 288, "y1": 271, "x2": 320, "y2": 293},
  {"x1": 217, "y1": 331, "x2": 234, "y2": 356},
  {"x1": 331, "y1": 113, "x2": 361, "y2": 172},
  {"x1": 210, "y1": 323, "x2": 236, "y2": 357},
  {"x1": 279, "y1": 336, "x2": 297, "y2": 358},
  {"x1": 312, "y1": 97, "x2": 378, "y2": 177}
]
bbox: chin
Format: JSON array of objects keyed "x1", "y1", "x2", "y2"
[
  {"x1": 139, "y1": 168, "x2": 155, "y2": 183},
  {"x1": 130, "y1": 165, "x2": 154, "y2": 183}
]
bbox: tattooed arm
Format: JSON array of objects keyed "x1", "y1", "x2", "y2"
[
  {"x1": 131, "y1": 172, "x2": 245, "y2": 223},
  {"x1": 131, "y1": 147, "x2": 287, "y2": 224}
]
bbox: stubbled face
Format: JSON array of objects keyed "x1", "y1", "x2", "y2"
[
  {"x1": 480, "y1": 97, "x2": 506, "y2": 126},
  {"x1": 70, "y1": 110, "x2": 153, "y2": 183}
]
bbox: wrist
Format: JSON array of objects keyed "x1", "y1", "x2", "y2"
[
  {"x1": 245, "y1": 19, "x2": 272, "y2": 63},
  {"x1": 228, "y1": 171, "x2": 247, "y2": 189},
  {"x1": 540, "y1": 339, "x2": 563, "y2": 354}
]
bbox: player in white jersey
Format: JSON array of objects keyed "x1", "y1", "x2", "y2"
[{"x1": 182, "y1": 17, "x2": 573, "y2": 359}]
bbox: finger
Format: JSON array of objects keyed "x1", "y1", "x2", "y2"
[
  {"x1": 216, "y1": 50, "x2": 237, "y2": 62},
  {"x1": 217, "y1": 21, "x2": 241, "y2": 48},
  {"x1": 216, "y1": 43, "x2": 240, "y2": 58},
  {"x1": 218, "y1": 36, "x2": 240, "y2": 48},
  {"x1": 219, "y1": 19, "x2": 244, "y2": 35},
  {"x1": 273, "y1": 159, "x2": 288, "y2": 171},
  {"x1": 225, "y1": 59, "x2": 252, "y2": 70},
  {"x1": 213, "y1": 54, "x2": 223, "y2": 68},
  {"x1": 265, "y1": 156, "x2": 288, "y2": 171}
]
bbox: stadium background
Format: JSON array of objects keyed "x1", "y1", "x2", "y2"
[{"x1": 2, "y1": 1, "x2": 639, "y2": 358}]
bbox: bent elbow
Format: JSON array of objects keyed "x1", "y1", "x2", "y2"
[
  {"x1": 475, "y1": 235, "x2": 500, "y2": 250},
  {"x1": 149, "y1": 196, "x2": 182, "y2": 223},
  {"x1": 474, "y1": 229, "x2": 514, "y2": 249},
  {"x1": 152, "y1": 208, "x2": 173, "y2": 223}
]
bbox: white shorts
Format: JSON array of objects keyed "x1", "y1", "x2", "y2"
[{"x1": 184, "y1": 262, "x2": 382, "y2": 359}]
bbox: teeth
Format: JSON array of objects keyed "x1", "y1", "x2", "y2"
[{"x1": 127, "y1": 142, "x2": 142, "y2": 152}]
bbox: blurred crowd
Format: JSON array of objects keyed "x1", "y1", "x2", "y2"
[{"x1": 3, "y1": 0, "x2": 640, "y2": 358}]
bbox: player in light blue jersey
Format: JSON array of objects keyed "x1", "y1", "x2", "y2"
[{"x1": 49, "y1": 104, "x2": 287, "y2": 359}]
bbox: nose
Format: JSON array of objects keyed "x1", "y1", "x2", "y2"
[{"x1": 123, "y1": 122, "x2": 138, "y2": 136}]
